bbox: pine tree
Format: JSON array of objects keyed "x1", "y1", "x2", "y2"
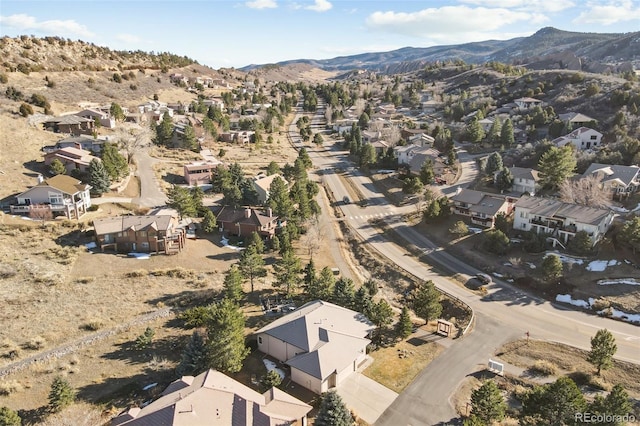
[
  {"x1": 466, "y1": 117, "x2": 485, "y2": 143},
  {"x1": 49, "y1": 158, "x2": 66, "y2": 176},
  {"x1": 273, "y1": 249, "x2": 302, "y2": 297},
  {"x1": 303, "y1": 259, "x2": 317, "y2": 294},
  {"x1": 411, "y1": 280, "x2": 442, "y2": 324},
  {"x1": 154, "y1": 111, "x2": 174, "y2": 146},
  {"x1": 247, "y1": 231, "x2": 265, "y2": 254},
  {"x1": 369, "y1": 299, "x2": 394, "y2": 340},
  {"x1": 495, "y1": 167, "x2": 514, "y2": 192},
  {"x1": 167, "y1": 185, "x2": 197, "y2": 219},
  {"x1": 520, "y1": 377, "x2": 586, "y2": 426},
  {"x1": 587, "y1": 329, "x2": 617, "y2": 375},
  {"x1": 201, "y1": 209, "x2": 217, "y2": 233},
  {"x1": 538, "y1": 145, "x2": 576, "y2": 189},
  {"x1": 223, "y1": 265, "x2": 244, "y2": 303},
  {"x1": 134, "y1": 327, "x2": 155, "y2": 350},
  {"x1": 260, "y1": 370, "x2": 282, "y2": 391},
  {"x1": 353, "y1": 287, "x2": 373, "y2": 316},
  {"x1": 470, "y1": 380, "x2": 506, "y2": 424},
  {"x1": 177, "y1": 331, "x2": 208, "y2": 376},
  {"x1": 541, "y1": 254, "x2": 564, "y2": 282},
  {"x1": 419, "y1": 159, "x2": 435, "y2": 185},
  {"x1": 589, "y1": 384, "x2": 631, "y2": 423},
  {"x1": 315, "y1": 391, "x2": 354, "y2": 426},
  {"x1": 0, "y1": 406, "x2": 21, "y2": 426},
  {"x1": 101, "y1": 143, "x2": 129, "y2": 181},
  {"x1": 48, "y1": 376, "x2": 76, "y2": 413},
  {"x1": 267, "y1": 176, "x2": 293, "y2": 219},
  {"x1": 308, "y1": 266, "x2": 335, "y2": 301},
  {"x1": 484, "y1": 152, "x2": 503, "y2": 176},
  {"x1": 205, "y1": 299, "x2": 250, "y2": 374},
  {"x1": 396, "y1": 306, "x2": 413, "y2": 339},
  {"x1": 88, "y1": 159, "x2": 111, "y2": 195},
  {"x1": 181, "y1": 124, "x2": 198, "y2": 151},
  {"x1": 332, "y1": 277, "x2": 355, "y2": 308},
  {"x1": 238, "y1": 245, "x2": 266, "y2": 294},
  {"x1": 500, "y1": 118, "x2": 514, "y2": 146},
  {"x1": 487, "y1": 117, "x2": 502, "y2": 145}
]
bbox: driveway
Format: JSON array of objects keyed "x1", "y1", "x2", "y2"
[{"x1": 336, "y1": 372, "x2": 398, "y2": 425}]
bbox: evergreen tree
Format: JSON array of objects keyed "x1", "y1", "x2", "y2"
[
  {"x1": 154, "y1": 111, "x2": 174, "y2": 146},
  {"x1": 205, "y1": 299, "x2": 250, "y2": 373},
  {"x1": 238, "y1": 245, "x2": 266, "y2": 294},
  {"x1": 538, "y1": 145, "x2": 576, "y2": 189},
  {"x1": 266, "y1": 161, "x2": 280, "y2": 176},
  {"x1": 308, "y1": 266, "x2": 335, "y2": 301},
  {"x1": 368, "y1": 299, "x2": 394, "y2": 340},
  {"x1": 332, "y1": 277, "x2": 355, "y2": 308},
  {"x1": 423, "y1": 199, "x2": 442, "y2": 222},
  {"x1": 273, "y1": 249, "x2": 302, "y2": 297},
  {"x1": 449, "y1": 220, "x2": 469, "y2": 237},
  {"x1": 403, "y1": 176, "x2": 424, "y2": 195},
  {"x1": 541, "y1": 254, "x2": 563, "y2": 282},
  {"x1": 618, "y1": 216, "x2": 640, "y2": 254},
  {"x1": 181, "y1": 124, "x2": 198, "y2": 151},
  {"x1": 487, "y1": 117, "x2": 502, "y2": 145},
  {"x1": 411, "y1": 280, "x2": 442, "y2": 324},
  {"x1": 49, "y1": 158, "x2": 66, "y2": 176},
  {"x1": 134, "y1": 327, "x2": 155, "y2": 350},
  {"x1": 470, "y1": 380, "x2": 506, "y2": 424},
  {"x1": 191, "y1": 186, "x2": 205, "y2": 215},
  {"x1": 247, "y1": 231, "x2": 265, "y2": 254},
  {"x1": 223, "y1": 265, "x2": 244, "y2": 303},
  {"x1": 201, "y1": 209, "x2": 217, "y2": 233},
  {"x1": 359, "y1": 143, "x2": 377, "y2": 169},
  {"x1": 483, "y1": 229, "x2": 510, "y2": 255},
  {"x1": 110, "y1": 102, "x2": 125, "y2": 121},
  {"x1": 589, "y1": 384, "x2": 631, "y2": 425},
  {"x1": 88, "y1": 159, "x2": 111, "y2": 195},
  {"x1": 568, "y1": 230, "x2": 592, "y2": 255},
  {"x1": 396, "y1": 306, "x2": 413, "y2": 339},
  {"x1": 419, "y1": 159, "x2": 435, "y2": 185},
  {"x1": 267, "y1": 176, "x2": 293, "y2": 219},
  {"x1": 177, "y1": 331, "x2": 208, "y2": 376},
  {"x1": 0, "y1": 406, "x2": 21, "y2": 426},
  {"x1": 353, "y1": 287, "x2": 373, "y2": 316},
  {"x1": 466, "y1": 117, "x2": 485, "y2": 143},
  {"x1": 101, "y1": 143, "x2": 129, "y2": 181},
  {"x1": 485, "y1": 152, "x2": 503, "y2": 176},
  {"x1": 520, "y1": 377, "x2": 586, "y2": 426},
  {"x1": 500, "y1": 118, "x2": 514, "y2": 146},
  {"x1": 48, "y1": 376, "x2": 76, "y2": 413},
  {"x1": 260, "y1": 370, "x2": 282, "y2": 391},
  {"x1": 495, "y1": 167, "x2": 514, "y2": 192},
  {"x1": 167, "y1": 185, "x2": 196, "y2": 219},
  {"x1": 315, "y1": 391, "x2": 354, "y2": 426},
  {"x1": 587, "y1": 329, "x2": 617, "y2": 375},
  {"x1": 303, "y1": 259, "x2": 317, "y2": 294}
]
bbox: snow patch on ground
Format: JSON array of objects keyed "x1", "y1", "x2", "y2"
[
  {"x1": 555, "y1": 294, "x2": 591, "y2": 309},
  {"x1": 128, "y1": 252, "x2": 150, "y2": 259},
  {"x1": 262, "y1": 359, "x2": 285, "y2": 380},
  {"x1": 555, "y1": 294, "x2": 640, "y2": 324},
  {"x1": 85, "y1": 241, "x2": 97, "y2": 250},
  {"x1": 632, "y1": 203, "x2": 640, "y2": 212},
  {"x1": 597, "y1": 278, "x2": 640, "y2": 286},
  {"x1": 468, "y1": 227, "x2": 483, "y2": 234},
  {"x1": 598, "y1": 308, "x2": 640, "y2": 324},
  {"x1": 142, "y1": 383, "x2": 158, "y2": 391},
  {"x1": 544, "y1": 252, "x2": 584, "y2": 265},
  {"x1": 586, "y1": 259, "x2": 620, "y2": 272},
  {"x1": 609, "y1": 205, "x2": 629, "y2": 213},
  {"x1": 221, "y1": 237, "x2": 244, "y2": 251},
  {"x1": 492, "y1": 272, "x2": 504, "y2": 278}
]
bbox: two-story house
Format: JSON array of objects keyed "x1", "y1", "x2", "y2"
[
  {"x1": 513, "y1": 195, "x2": 615, "y2": 246},
  {"x1": 552, "y1": 127, "x2": 602, "y2": 150},
  {"x1": 558, "y1": 112, "x2": 597, "y2": 128},
  {"x1": 75, "y1": 108, "x2": 115, "y2": 128},
  {"x1": 216, "y1": 206, "x2": 282, "y2": 239},
  {"x1": 581, "y1": 163, "x2": 640, "y2": 199},
  {"x1": 44, "y1": 146, "x2": 101, "y2": 173},
  {"x1": 183, "y1": 160, "x2": 221, "y2": 187},
  {"x1": 93, "y1": 214, "x2": 186, "y2": 254},
  {"x1": 450, "y1": 189, "x2": 516, "y2": 228},
  {"x1": 494, "y1": 167, "x2": 541, "y2": 195},
  {"x1": 10, "y1": 174, "x2": 91, "y2": 220},
  {"x1": 253, "y1": 174, "x2": 287, "y2": 204}
]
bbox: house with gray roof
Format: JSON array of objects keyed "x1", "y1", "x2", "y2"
[
  {"x1": 513, "y1": 195, "x2": 615, "y2": 246},
  {"x1": 450, "y1": 189, "x2": 516, "y2": 228},
  {"x1": 255, "y1": 300, "x2": 374, "y2": 394},
  {"x1": 494, "y1": 167, "x2": 540, "y2": 195},
  {"x1": 112, "y1": 369, "x2": 311, "y2": 426},
  {"x1": 558, "y1": 112, "x2": 597, "y2": 128},
  {"x1": 581, "y1": 163, "x2": 640, "y2": 199}
]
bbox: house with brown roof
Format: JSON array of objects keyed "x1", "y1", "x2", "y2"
[
  {"x1": 216, "y1": 206, "x2": 282, "y2": 239},
  {"x1": 558, "y1": 112, "x2": 597, "y2": 128},
  {"x1": 76, "y1": 108, "x2": 115, "y2": 128},
  {"x1": 10, "y1": 174, "x2": 91, "y2": 220},
  {"x1": 255, "y1": 300, "x2": 374, "y2": 394},
  {"x1": 44, "y1": 146, "x2": 100, "y2": 173},
  {"x1": 112, "y1": 369, "x2": 311, "y2": 426},
  {"x1": 43, "y1": 115, "x2": 94, "y2": 135},
  {"x1": 450, "y1": 189, "x2": 516, "y2": 228},
  {"x1": 92, "y1": 214, "x2": 186, "y2": 254}
]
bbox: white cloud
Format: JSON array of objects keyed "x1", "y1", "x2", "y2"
[
  {"x1": 572, "y1": 0, "x2": 640, "y2": 25},
  {"x1": 365, "y1": 6, "x2": 547, "y2": 40},
  {"x1": 306, "y1": 0, "x2": 332, "y2": 12},
  {"x1": 246, "y1": 0, "x2": 277, "y2": 9},
  {"x1": 0, "y1": 14, "x2": 94, "y2": 37},
  {"x1": 459, "y1": 0, "x2": 575, "y2": 13},
  {"x1": 116, "y1": 33, "x2": 142, "y2": 44}
]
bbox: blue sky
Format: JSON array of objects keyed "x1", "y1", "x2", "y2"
[{"x1": 1, "y1": 0, "x2": 639, "y2": 69}]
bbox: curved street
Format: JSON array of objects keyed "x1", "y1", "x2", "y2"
[{"x1": 289, "y1": 103, "x2": 640, "y2": 425}]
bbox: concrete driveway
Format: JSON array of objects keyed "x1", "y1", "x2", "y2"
[{"x1": 336, "y1": 372, "x2": 398, "y2": 425}]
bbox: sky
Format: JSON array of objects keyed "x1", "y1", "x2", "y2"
[{"x1": 1, "y1": 0, "x2": 639, "y2": 69}]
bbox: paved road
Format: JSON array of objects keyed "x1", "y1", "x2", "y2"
[
  {"x1": 290, "y1": 103, "x2": 640, "y2": 425},
  {"x1": 132, "y1": 149, "x2": 167, "y2": 207}
]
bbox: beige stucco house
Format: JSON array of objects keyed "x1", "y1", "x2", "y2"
[
  {"x1": 255, "y1": 300, "x2": 374, "y2": 394},
  {"x1": 10, "y1": 174, "x2": 91, "y2": 220}
]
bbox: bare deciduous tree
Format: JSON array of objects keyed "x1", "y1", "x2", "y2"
[
  {"x1": 383, "y1": 124, "x2": 401, "y2": 146},
  {"x1": 324, "y1": 105, "x2": 333, "y2": 124},
  {"x1": 559, "y1": 174, "x2": 611, "y2": 208},
  {"x1": 301, "y1": 218, "x2": 325, "y2": 258},
  {"x1": 353, "y1": 98, "x2": 366, "y2": 117},
  {"x1": 114, "y1": 124, "x2": 152, "y2": 164}
]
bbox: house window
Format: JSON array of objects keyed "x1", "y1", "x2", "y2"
[
  {"x1": 521, "y1": 223, "x2": 527, "y2": 229},
  {"x1": 258, "y1": 336, "x2": 263, "y2": 345},
  {"x1": 48, "y1": 192, "x2": 64, "y2": 205},
  {"x1": 138, "y1": 231, "x2": 147, "y2": 237},
  {"x1": 590, "y1": 135, "x2": 597, "y2": 140}
]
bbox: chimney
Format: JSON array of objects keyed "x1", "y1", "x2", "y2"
[
  {"x1": 244, "y1": 208, "x2": 251, "y2": 219},
  {"x1": 74, "y1": 142, "x2": 82, "y2": 150},
  {"x1": 266, "y1": 207, "x2": 273, "y2": 217}
]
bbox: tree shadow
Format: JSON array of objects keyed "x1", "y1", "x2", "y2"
[
  {"x1": 22, "y1": 159, "x2": 47, "y2": 175},
  {"x1": 17, "y1": 406, "x2": 48, "y2": 426},
  {"x1": 145, "y1": 288, "x2": 219, "y2": 309},
  {"x1": 161, "y1": 172, "x2": 185, "y2": 185}
]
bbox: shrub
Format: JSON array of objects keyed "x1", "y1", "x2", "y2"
[
  {"x1": 81, "y1": 320, "x2": 104, "y2": 331},
  {"x1": 134, "y1": 327, "x2": 155, "y2": 350},
  {"x1": 19, "y1": 103, "x2": 34, "y2": 117},
  {"x1": 74, "y1": 276, "x2": 94, "y2": 284},
  {"x1": 112, "y1": 73, "x2": 122, "y2": 83},
  {"x1": 530, "y1": 360, "x2": 558, "y2": 376},
  {"x1": 0, "y1": 380, "x2": 23, "y2": 395},
  {"x1": 125, "y1": 269, "x2": 148, "y2": 278},
  {"x1": 0, "y1": 73, "x2": 8, "y2": 84},
  {"x1": 24, "y1": 335, "x2": 46, "y2": 350}
]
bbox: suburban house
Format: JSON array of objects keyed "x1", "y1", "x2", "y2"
[
  {"x1": 219, "y1": 130, "x2": 255, "y2": 144},
  {"x1": 362, "y1": 130, "x2": 381, "y2": 144},
  {"x1": 216, "y1": 206, "x2": 282, "y2": 239},
  {"x1": 184, "y1": 160, "x2": 220, "y2": 186},
  {"x1": 513, "y1": 195, "x2": 615, "y2": 246},
  {"x1": 581, "y1": 163, "x2": 640, "y2": 198},
  {"x1": 332, "y1": 118, "x2": 358, "y2": 134},
  {"x1": 10, "y1": 174, "x2": 91, "y2": 220},
  {"x1": 494, "y1": 167, "x2": 541, "y2": 195},
  {"x1": 514, "y1": 97, "x2": 543, "y2": 110},
  {"x1": 450, "y1": 189, "x2": 516, "y2": 228},
  {"x1": 558, "y1": 112, "x2": 597, "y2": 128},
  {"x1": 552, "y1": 127, "x2": 602, "y2": 150},
  {"x1": 366, "y1": 139, "x2": 389, "y2": 155},
  {"x1": 43, "y1": 115, "x2": 94, "y2": 135},
  {"x1": 112, "y1": 369, "x2": 312, "y2": 426},
  {"x1": 75, "y1": 108, "x2": 115, "y2": 128},
  {"x1": 253, "y1": 174, "x2": 287, "y2": 204},
  {"x1": 43, "y1": 135, "x2": 108, "y2": 154},
  {"x1": 44, "y1": 147, "x2": 100, "y2": 173},
  {"x1": 478, "y1": 117, "x2": 495, "y2": 133},
  {"x1": 400, "y1": 129, "x2": 435, "y2": 147},
  {"x1": 255, "y1": 300, "x2": 374, "y2": 394},
  {"x1": 92, "y1": 214, "x2": 186, "y2": 254}
]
